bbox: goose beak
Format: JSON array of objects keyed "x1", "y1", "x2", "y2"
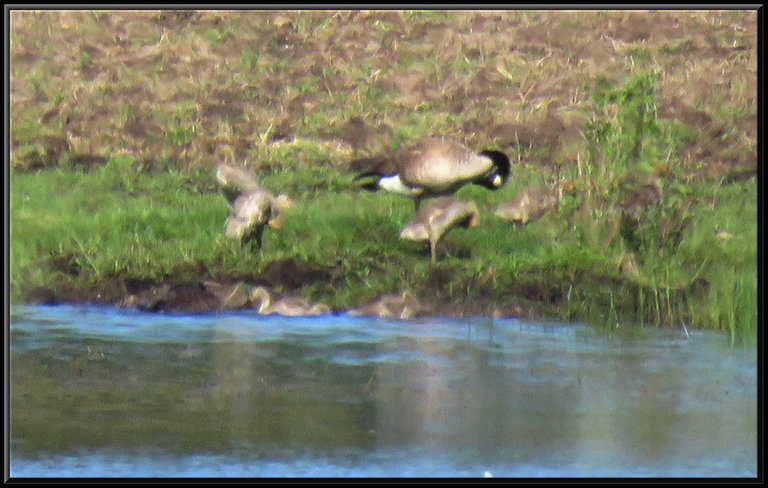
[{"x1": 268, "y1": 214, "x2": 284, "y2": 230}]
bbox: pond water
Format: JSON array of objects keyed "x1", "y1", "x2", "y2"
[{"x1": 9, "y1": 305, "x2": 757, "y2": 478}]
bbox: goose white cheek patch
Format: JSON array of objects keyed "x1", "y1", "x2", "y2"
[{"x1": 379, "y1": 175, "x2": 422, "y2": 196}]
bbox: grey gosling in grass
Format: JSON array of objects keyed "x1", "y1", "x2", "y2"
[
  {"x1": 249, "y1": 286, "x2": 331, "y2": 317},
  {"x1": 347, "y1": 291, "x2": 428, "y2": 320},
  {"x1": 225, "y1": 190, "x2": 293, "y2": 250},
  {"x1": 352, "y1": 137, "x2": 511, "y2": 210},
  {"x1": 216, "y1": 162, "x2": 262, "y2": 204},
  {"x1": 216, "y1": 163, "x2": 293, "y2": 250},
  {"x1": 400, "y1": 196, "x2": 481, "y2": 263},
  {"x1": 494, "y1": 180, "x2": 576, "y2": 226}
]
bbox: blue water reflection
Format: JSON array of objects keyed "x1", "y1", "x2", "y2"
[{"x1": 9, "y1": 305, "x2": 757, "y2": 478}]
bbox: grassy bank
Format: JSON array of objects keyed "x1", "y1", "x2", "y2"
[
  {"x1": 10, "y1": 141, "x2": 757, "y2": 342},
  {"x1": 9, "y1": 10, "x2": 757, "y2": 342}
]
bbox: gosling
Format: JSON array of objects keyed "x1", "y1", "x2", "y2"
[
  {"x1": 399, "y1": 196, "x2": 480, "y2": 263},
  {"x1": 249, "y1": 286, "x2": 330, "y2": 317},
  {"x1": 494, "y1": 180, "x2": 575, "y2": 226},
  {"x1": 225, "y1": 189, "x2": 293, "y2": 250},
  {"x1": 216, "y1": 162, "x2": 293, "y2": 250},
  {"x1": 216, "y1": 162, "x2": 262, "y2": 204},
  {"x1": 347, "y1": 291, "x2": 428, "y2": 320}
]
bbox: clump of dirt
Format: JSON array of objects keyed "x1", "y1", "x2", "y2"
[
  {"x1": 424, "y1": 266, "x2": 452, "y2": 289},
  {"x1": 30, "y1": 277, "x2": 129, "y2": 307},
  {"x1": 47, "y1": 253, "x2": 82, "y2": 277},
  {"x1": 260, "y1": 257, "x2": 337, "y2": 291},
  {"x1": 152, "y1": 282, "x2": 221, "y2": 313},
  {"x1": 417, "y1": 269, "x2": 549, "y2": 320},
  {"x1": 486, "y1": 108, "x2": 566, "y2": 163},
  {"x1": 66, "y1": 154, "x2": 110, "y2": 171},
  {"x1": 326, "y1": 116, "x2": 393, "y2": 154},
  {"x1": 10, "y1": 10, "x2": 756, "y2": 178}
]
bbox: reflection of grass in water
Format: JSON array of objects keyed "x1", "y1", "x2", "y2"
[
  {"x1": 10, "y1": 313, "x2": 757, "y2": 474},
  {"x1": 10, "y1": 338, "x2": 379, "y2": 454}
]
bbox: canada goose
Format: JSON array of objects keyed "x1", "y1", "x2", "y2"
[
  {"x1": 494, "y1": 180, "x2": 576, "y2": 225},
  {"x1": 225, "y1": 189, "x2": 294, "y2": 250},
  {"x1": 216, "y1": 162, "x2": 262, "y2": 204},
  {"x1": 347, "y1": 291, "x2": 428, "y2": 320},
  {"x1": 249, "y1": 286, "x2": 331, "y2": 317},
  {"x1": 399, "y1": 196, "x2": 480, "y2": 263},
  {"x1": 352, "y1": 137, "x2": 510, "y2": 210}
]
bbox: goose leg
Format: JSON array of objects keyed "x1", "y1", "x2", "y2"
[
  {"x1": 247, "y1": 226, "x2": 265, "y2": 252},
  {"x1": 426, "y1": 217, "x2": 441, "y2": 263},
  {"x1": 256, "y1": 226, "x2": 265, "y2": 250},
  {"x1": 430, "y1": 238, "x2": 437, "y2": 263}
]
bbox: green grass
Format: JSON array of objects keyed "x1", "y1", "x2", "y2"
[
  {"x1": 10, "y1": 159, "x2": 223, "y2": 286},
  {"x1": 10, "y1": 143, "x2": 757, "y2": 343},
  {"x1": 566, "y1": 73, "x2": 757, "y2": 342},
  {"x1": 9, "y1": 12, "x2": 757, "y2": 343}
]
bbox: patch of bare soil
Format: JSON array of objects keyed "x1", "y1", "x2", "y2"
[
  {"x1": 29, "y1": 255, "x2": 345, "y2": 313},
  {"x1": 260, "y1": 257, "x2": 339, "y2": 291},
  {"x1": 10, "y1": 10, "x2": 756, "y2": 178},
  {"x1": 30, "y1": 270, "x2": 551, "y2": 319}
]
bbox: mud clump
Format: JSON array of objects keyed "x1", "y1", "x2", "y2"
[
  {"x1": 152, "y1": 282, "x2": 221, "y2": 313},
  {"x1": 24, "y1": 257, "x2": 342, "y2": 314},
  {"x1": 30, "y1": 278, "x2": 130, "y2": 307},
  {"x1": 260, "y1": 257, "x2": 336, "y2": 291},
  {"x1": 48, "y1": 253, "x2": 82, "y2": 277}
]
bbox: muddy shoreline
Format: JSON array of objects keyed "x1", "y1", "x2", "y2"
[
  {"x1": 24, "y1": 256, "x2": 555, "y2": 321},
  {"x1": 25, "y1": 279, "x2": 551, "y2": 321}
]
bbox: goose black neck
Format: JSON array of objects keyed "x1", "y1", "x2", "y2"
[{"x1": 477, "y1": 149, "x2": 511, "y2": 189}]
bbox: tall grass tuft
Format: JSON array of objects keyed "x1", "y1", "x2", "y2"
[{"x1": 573, "y1": 74, "x2": 756, "y2": 342}]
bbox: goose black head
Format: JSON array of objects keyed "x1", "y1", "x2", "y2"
[{"x1": 477, "y1": 150, "x2": 511, "y2": 190}]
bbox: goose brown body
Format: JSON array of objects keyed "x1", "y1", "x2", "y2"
[{"x1": 353, "y1": 138, "x2": 510, "y2": 210}]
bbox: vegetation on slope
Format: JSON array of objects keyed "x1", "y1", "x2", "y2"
[{"x1": 9, "y1": 10, "x2": 757, "y2": 342}]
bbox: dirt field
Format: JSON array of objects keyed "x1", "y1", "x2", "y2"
[{"x1": 10, "y1": 9, "x2": 757, "y2": 179}]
